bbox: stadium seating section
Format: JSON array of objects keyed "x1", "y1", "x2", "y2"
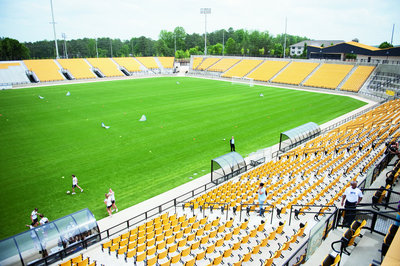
[
  {"x1": 341, "y1": 65, "x2": 376, "y2": 92},
  {"x1": 57, "y1": 58, "x2": 96, "y2": 79},
  {"x1": 192, "y1": 57, "x2": 203, "y2": 70},
  {"x1": 0, "y1": 62, "x2": 20, "y2": 69},
  {"x1": 86, "y1": 58, "x2": 124, "y2": 77},
  {"x1": 0, "y1": 61, "x2": 30, "y2": 85},
  {"x1": 221, "y1": 59, "x2": 263, "y2": 78},
  {"x1": 272, "y1": 61, "x2": 319, "y2": 85},
  {"x1": 208, "y1": 58, "x2": 240, "y2": 72},
  {"x1": 158, "y1": 57, "x2": 175, "y2": 69},
  {"x1": 303, "y1": 63, "x2": 354, "y2": 89},
  {"x1": 136, "y1": 57, "x2": 159, "y2": 69},
  {"x1": 113, "y1": 57, "x2": 142, "y2": 72},
  {"x1": 23, "y1": 59, "x2": 65, "y2": 82},
  {"x1": 246, "y1": 60, "x2": 289, "y2": 82},
  {"x1": 68, "y1": 98, "x2": 400, "y2": 265},
  {"x1": 197, "y1": 57, "x2": 220, "y2": 71}
]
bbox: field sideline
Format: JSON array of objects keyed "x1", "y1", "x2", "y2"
[{"x1": 0, "y1": 77, "x2": 367, "y2": 239}]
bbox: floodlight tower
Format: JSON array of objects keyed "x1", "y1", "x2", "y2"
[
  {"x1": 200, "y1": 8, "x2": 211, "y2": 55},
  {"x1": 283, "y1": 17, "x2": 287, "y2": 58},
  {"x1": 95, "y1": 38, "x2": 99, "y2": 58},
  {"x1": 49, "y1": 0, "x2": 60, "y2": 59},
  {"x1": 62, "y1": 33, "x2": 68, "y2": 59}
]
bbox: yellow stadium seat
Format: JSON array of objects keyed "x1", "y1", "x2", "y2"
[{"x1": 24, "y1": 59, "x2": 64, "y2": 82}]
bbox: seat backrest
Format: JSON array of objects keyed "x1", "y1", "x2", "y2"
[
  {"x1": 170, "y1": 253, "x2": 181, "y2": 264},
  {"x1": 321, "y1": 254, "x2": 335, "y2": 266},
  {"x1": 135, "y1": 252, "x2": 146, "y2": 263},
  {"x1": 146, "y1": 256, "x2": 157, "y2": 266},
  {"x1": 332, "y1": 254, "x2": 341, "y2": 266},
  {"x1": 350, "y1": 220, "x2": 361, "y2": 232},
  {"x1": 157, "y1": 249, "x2": 168, "y2": 260}
]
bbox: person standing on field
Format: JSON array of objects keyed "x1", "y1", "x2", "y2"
[
  {"x1": 230, "y1": 136, "x2": 235, "y2": 152},
  {"x1": 109, "y1": 188, "x2": 118, "y2": 213},
  {"x1": 71, "y1": 175, "x2": 83, "y2": 195},
  {"x1": 104, "y1": 193, "x2": 112, "y2": 216},
  {"x1": 27, "y1": 208, "x2": 40, "y2": 227}
]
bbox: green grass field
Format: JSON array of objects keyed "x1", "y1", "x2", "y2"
[{"x1": 0, "y1": 77, "x2": 367, "y2": 239}]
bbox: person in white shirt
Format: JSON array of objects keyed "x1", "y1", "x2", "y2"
[
  {"x1": 258, "y1": 183, "x2": 267, "y2": 216},
  {"x1": 230, "y1": 136, "x2": 235, "y2": 152},
  {"x1": 39, "y1": 214, "x2": 49, "y2": 225},
  {"x1": 109, "y1": 188, "x2": 118, "y2": 213},
  {"x1": 29, "y1": 208, "x2": 40, "y2": 227},
  {"x1": 104, "y1": 193, "x2": 112, "y2": 216},
  {"x1": 71, "y1": 175, "x2": 84, "y2": 195},
  {"x1": 341, "y1": 181, "x2": 363, "y2": 226}
]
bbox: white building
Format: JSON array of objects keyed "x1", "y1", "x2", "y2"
[{"x1": 290, "y1": 40, "x2": 344, "y2": 56}]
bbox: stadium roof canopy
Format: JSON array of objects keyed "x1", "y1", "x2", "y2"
[
  {"x1": 279, "y1": 122, "x2": 321, "y2": 152},
  {"x1": 307, "y1": 41, "x2": 400, "y2": 60},
  {"x1": 211, "y1": 152, "x2": 246, "y2": 184}
]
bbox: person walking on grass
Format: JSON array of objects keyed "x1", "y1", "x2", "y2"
[
  {"x1": 71, "y1": 175, "x2": 83, "y2": 195},
  {"x1": 109, "y1": 188, "x2": 118, "y2": 213},
  {"x1": 104, "y1": 193, "x2": 112, "y2": 216}
]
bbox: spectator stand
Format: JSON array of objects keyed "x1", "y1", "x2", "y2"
[{"x1": 211, "y1": 152, "x2": 247, "y2": 185}]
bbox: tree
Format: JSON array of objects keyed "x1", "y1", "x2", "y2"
[
  {"x1": 188, "y1": 46, "x2": 201, "y2": 56},
  {"x1": 379, "y1": 42, "x2": 393, "y2": 49},
  {"x1": 0, "y1": 37, "x2": 30, "y2": 60},
  {"x1": 173, "y1": 27, "x2": 186, "y2": 51},
  {"x1": 301, "y1": 43, "x2": 307, "y2": 58},
  {"x1": 225, "y1": 38, "x2": 237, "y2": 55},
  {"x1": 87, "y1": 39, "x2": 96, "y2": 57}
]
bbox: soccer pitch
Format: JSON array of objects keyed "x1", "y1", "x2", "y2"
[{"x1": 0, "y1": 77, "x2": 367, "y2": 238}]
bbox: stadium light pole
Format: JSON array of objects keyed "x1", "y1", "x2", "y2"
[
  {"x1": 283, "y1": 17, "x2": 287, "y2": 58},
  {"x1": 49, "y1": 0, "x2": 60, "y2": 59},
  {"x1": 110, "y1": 38, "x2": 113, "y2": 57},
  {"x1": 222, "y1": 30, "x2": 225, "y2": 56},
  {"x1": 62, "y1": 33, "x2": 68, "y2": 59},
  {"x1": 200, "y1": 8, "x2": 211, "y2": 56},
  {"x1": 95, "y1": 38, "x2": 99, "y2": 58},
  {"x1": 391, "y1": 24, "x2": 395, "y2": 45},
  {"x1": 174, "y1": 33, "x2": 176, "y2": 57}
]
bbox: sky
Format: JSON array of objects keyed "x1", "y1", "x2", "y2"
[{"x1": 0, "y1": 0, "x2": 399, "y2": 46}]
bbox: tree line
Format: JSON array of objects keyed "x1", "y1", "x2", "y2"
[{"x1": 1, "y1": 27, "x2": 310, "y2": 60}]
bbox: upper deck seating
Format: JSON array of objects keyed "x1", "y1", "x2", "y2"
[
  {"x1": 158, "y1": 57, "x2": 174, "y2": 69},
  {"x1": 23, "y1": 59, "x2": 64, "y2": 82},
  {"x1": 57, "y1": 59, "x2": 96, "y2": 79},
  {"x1": 247, "y1": 60, "x2": 289, "y2": 82},
  {"x1": 113, "y1": 57, "x2": 142, "y2": 72},
  {"x1": 272, "y1": 62, "x2": 319, "y2": 85},
  {"x1": 303, "y1": 63, "x2": 353, "y2": 89},
  {"x1": 208, "y1": 58, "x2": 240, "y2": 72},
  {"x1": 135, "y1": 57, "x2": 159, "y2": 69},
  {"x1": 222, "y1": 59, "x2": 263, "y2": 78},
  {"x1": 86, "y1": 58, "x2": 124, "y2": 77},
  {"x1": 341, "y1": 66, "x2": 375, "y2": 92}
]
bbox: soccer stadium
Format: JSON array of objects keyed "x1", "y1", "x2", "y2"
[{"x1": 1, "y1": 1, "x2": 400, "y2": 266}]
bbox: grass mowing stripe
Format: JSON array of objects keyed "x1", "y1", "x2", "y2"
[{"x1": 0, "y1": 77, "x2": 366, "y2": 238}]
